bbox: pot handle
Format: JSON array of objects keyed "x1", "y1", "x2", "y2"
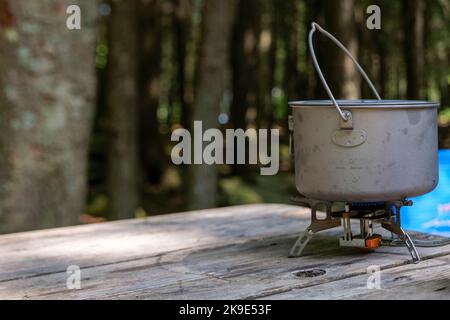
[{"x1": 308, "y1": 22, "x2": 382, "y2": 122}]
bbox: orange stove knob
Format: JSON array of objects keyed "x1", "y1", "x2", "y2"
[{"x1": 365, "y1": 234, "x2": 382, "y2": 249}]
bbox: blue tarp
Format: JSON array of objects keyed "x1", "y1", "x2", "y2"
[{"x1": 401, "y1": 149, "x2": 450, "y2": 237}]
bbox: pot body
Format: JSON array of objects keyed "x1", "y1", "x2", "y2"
[{"x1": 290, "y1": 100, "x2": 439, "y2": 202}]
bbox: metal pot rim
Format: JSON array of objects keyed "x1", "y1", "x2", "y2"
[{"x1": 289, "y1": 99, "x2": 439, "y2": 108}]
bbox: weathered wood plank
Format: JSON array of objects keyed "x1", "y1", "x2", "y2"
[
  {"x1": 261, "y1": 255, "x2": 450, "y2": 300},
  {"x1": 2, "y1": 243, "x2": 449, "y2": 300},
  {"x1": 0, "y1": 204, "x2": 309, "y2": 282},
  {"x1": 0, "y1": 203, "x2": 449, "y2": 300}
]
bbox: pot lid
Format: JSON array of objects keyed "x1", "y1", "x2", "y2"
[{"x1": 289, "y1": 99, "x2": 439, "y2": 108}]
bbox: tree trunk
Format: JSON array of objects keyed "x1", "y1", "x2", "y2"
[
  {"x1": 375, "y1": 28, "x2": 388, "y2": 98},
  {"x1": 173, "y1": 0, "x2": 191, "y2": 129},
  {"x1": 106, "y1": 0, "x2": 140, "y2": 220},
  {"x1": 231, "y1": 0, "x2": 260, "y2": 130},
  {"x1": 306, "y1": 0, "x2": 327, "y2": 99},
  {"x1": 324, "y1": 0, "x2": 360, "y2": 99},
  {"x1": 0, "y1": 0, "x2": 97, "y2": 233},
  {"x1": 188, "y1": 0, "x2": 233, "y2": 210},
  {"x1": 255, "y1": 0, "x2": 271, "y2": 129},
  {"x1": 138, "y1": 0, "x2": 165, "y2": 186},
  {"x1": 230, "y1": 0, "x2": 259, "y2": 175},
  {"x1": 265, "y1": 0, "x2": 279, "y2": 130},
  {"x1": 403, "y1": 0, "x2": 425, "y2": 100},
  {"x1": 281, "y1": 0, "x2": 299, "y2": 101}
]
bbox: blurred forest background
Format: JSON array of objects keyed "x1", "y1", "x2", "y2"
[{"x1": 0, "y1": 0, "x2": 449, "y2": 234}]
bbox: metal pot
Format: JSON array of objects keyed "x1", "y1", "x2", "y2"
[{"x1": 289, "y1": 23, "x2": 439, "y2": 202}]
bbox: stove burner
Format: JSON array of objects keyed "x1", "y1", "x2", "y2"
[{"x1": 289, "y1": 196, "x2": 420, "y2": 263}]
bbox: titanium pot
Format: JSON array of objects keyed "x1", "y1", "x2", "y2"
[{"x1": 289, "y1": 23, "x2": 439, "y2": 202}]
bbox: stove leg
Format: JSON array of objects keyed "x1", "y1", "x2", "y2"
[
  {"x1": 401, "y1": 228, "x2": 421, "y2": 263},
  {"x1": 382, "y1": 223, "x2": 421, "y2": 263},
  {"x1": 289, "y1": 228, "x2": 314, "y2": 257},
  {"x1": 289, "y1": 202, "x2": 341, "y2": 258},
  {"x1": 382, "y1": 202, "x2": 420, "y2": 264}
]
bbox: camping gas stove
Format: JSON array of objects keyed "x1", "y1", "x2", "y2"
[{"x1": 289, "y1": 196, "x2": 421, "y2": 263}]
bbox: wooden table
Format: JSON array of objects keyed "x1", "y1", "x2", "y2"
[{"x1": 0, "y1": 204, "x2": 449, "y2": 300}]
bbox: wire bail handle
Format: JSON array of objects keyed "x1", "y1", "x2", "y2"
[{"x1": 308, "y1": 22, "x2": 382, "y2": 122}]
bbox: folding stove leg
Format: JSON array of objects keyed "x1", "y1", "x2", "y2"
[
  {"x1": 382, "y1": 202, "x2": 420, "y2": 264},
  {"x1": 289, "y1": 202, "x2": 341, "y2": 258},
  {"x1": 289, "y1": 228, "x2": 314, "y2": 258},
  {"x1": 401, "y1": 228, "x2": 421, "y2": 263}
]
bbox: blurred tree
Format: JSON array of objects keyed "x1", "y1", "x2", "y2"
[
  {"x1": 324, "y1": 0, "x2": 361, "y2": 99},
  {"x1": 306, "y1": 0, "x2": 327, "y2": 99},
  {"x1": 264, "y1": 0, "x2": 279, "y2": 129},
  {"x1": 231, "y1": 0, "x2": 260, "y2": 131},
  {"x1": 138, "y1": 0, "x2": 165, "y2": 187},
  {"x1": 230, "y1": 0, "x2": 260, "y2": 176},
  {"x1": 0, "y1": 0, "x2": 97, "y2": 233},
  {"x1": 372, "y1": 8, "x2": 388, "y2": 98},
  {"x1": 105, "y1": 0, "x2": 140, "y2": 220},
  {"x1": 255, "y1": 0, "x2": 271, "y2": 129},
  {"x1": 173, "y1": 0, "x2": 191, "y2": 129},
  {"x1": 188, "y1": 0, "x2": 233, "y2": 210},
  {"x1": 403, "y1": 0, "x2": 426, "y2": 100},
  {"x1": 281, "y1": 0, "x2": 300, "y2": 102}
]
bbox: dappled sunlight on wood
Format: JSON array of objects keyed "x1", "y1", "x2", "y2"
[{"x1": 1, "y1": 204, "x2": 449, "y2": 299}]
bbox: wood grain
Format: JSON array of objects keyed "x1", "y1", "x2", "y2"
[{"x1": 0, "y1": 204, "x2": 449, "y2": 300}]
